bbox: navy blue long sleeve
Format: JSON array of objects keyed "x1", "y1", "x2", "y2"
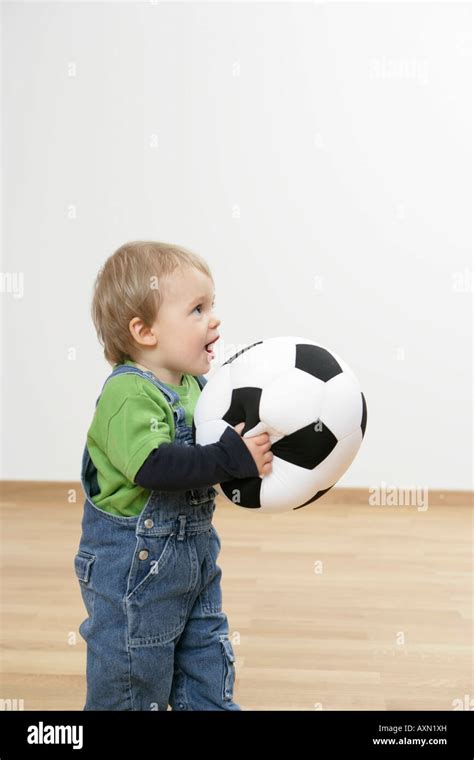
[{"x1": 134, "y1": 426, "x2": 259, "y2": 492}]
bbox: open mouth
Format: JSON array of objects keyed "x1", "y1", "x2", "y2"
[{"x1": 204, "y1": 336, "x2": 219, "y2": 357}]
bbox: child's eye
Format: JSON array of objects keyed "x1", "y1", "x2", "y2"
[{"x1": 193, "y1": 301, "x2": 216, "y2": 314}]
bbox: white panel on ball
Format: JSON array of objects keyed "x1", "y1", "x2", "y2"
[
  {"x1": 193, "y1": 365, "x2": 233, "y2": 426},
  {"x1": 320, "y1": 372, "x2": 362, "y2": 440},
  {"x1": 229, "y1": 338, "x2": 295, "y2": 389},
  {"x1": 260, "y1": 368, "x2": 326, "y2": 437}
]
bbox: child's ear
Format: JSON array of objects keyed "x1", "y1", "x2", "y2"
[{"x1": 128, "y1": 317, "x2": 157, "y2": 347}]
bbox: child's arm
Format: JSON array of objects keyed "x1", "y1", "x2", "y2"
[{"x1": 134, "y1": 425, "x2": 259, "y2": 492}]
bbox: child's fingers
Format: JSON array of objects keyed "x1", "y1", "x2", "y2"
[
  {"x1": 235, "y1": 426, "x2": 272, "y2": 446},
  {"x1": 254, "y1": 432, "x2": 271, "y2": 444}
]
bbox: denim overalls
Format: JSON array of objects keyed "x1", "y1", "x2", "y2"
[{"x1": 74, "y1": 363, "x2": 240, "y2": 711}]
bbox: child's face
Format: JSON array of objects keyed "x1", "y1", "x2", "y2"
[{"x1": 149, "y1": 267, "x2": 221, "y2": 381}]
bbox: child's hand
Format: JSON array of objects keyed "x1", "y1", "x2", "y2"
[{"x1": 233, "y1": 422, "x2": 273, "y2": 477}]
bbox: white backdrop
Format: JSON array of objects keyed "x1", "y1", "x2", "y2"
[{"x1": 2, "y1": 1, "x2": 472, "y2": 490}]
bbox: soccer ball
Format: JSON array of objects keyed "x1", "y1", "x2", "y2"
[{"x1": 193, "y1": 336, "x2": 367, "y2": 513}]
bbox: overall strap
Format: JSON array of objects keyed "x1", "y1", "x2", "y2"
[
  {"x1": 94, "y1": 366, "x2": 208, "y2": 407},
  {"x1": 194, "y1": 374, "x2": 208, "y2": 391}
]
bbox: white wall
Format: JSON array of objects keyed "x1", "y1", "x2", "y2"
[{"x1": 2, "y1": 1, "x2": 472, "y2": 490}]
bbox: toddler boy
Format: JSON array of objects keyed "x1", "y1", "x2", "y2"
[{"x1": 75, "y1": 240, "x2": 273, "y2": 711}]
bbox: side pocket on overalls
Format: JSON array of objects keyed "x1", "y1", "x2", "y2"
[
  {"x1": 219, "y1": 635, "x2": 236, "y2": 702},
  {"x1": 201, "y1": 526, "x2": 223, "y2": 613},
  {"x1": 74, "y1": 550, "x2": 96, "y2": 638}
]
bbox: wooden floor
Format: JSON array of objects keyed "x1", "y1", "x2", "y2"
[{"x1": 0, "y1": 483, "x2": 472, "y2": 711}]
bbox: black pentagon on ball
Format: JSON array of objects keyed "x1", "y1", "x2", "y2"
[
  {"x1": 294, "y1": 483, "x2": 335, "y2": 509},
  {"x1": 220, "y1": 476, "x2": 262, "y2": 509},
  {"x1": 361, "y1": 391, "x2": 367, "y2": 438},
  {"x1": 296, "y1": 344, "x2": 343, "y2": 382},
  {"x1": 222, "y1": 387, "x2": 263, "y2": 435},
  {"x1": 272, "y1": 420, "x2": 338, "y2": 469}
]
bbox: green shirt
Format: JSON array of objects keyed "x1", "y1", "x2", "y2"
[{"x1": 86, "y1": 360, "x2": 201, "y2": 517}]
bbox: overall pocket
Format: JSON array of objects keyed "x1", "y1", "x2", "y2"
[
  {"x1": 125, "y1": 532, "x2": 176, "y2": 600},
  {"x1": 219, "y1": 635, "x2": 236, "y2": 702},
  {"x1": 74, "y1": 550, "x2": 96, "y2": 633},
  {"x1": 124, "y1": 532, "x2": 194, "y2": 646},
  {"x1": 201, "y1": 526, "x2": 222, "y2": 614}
]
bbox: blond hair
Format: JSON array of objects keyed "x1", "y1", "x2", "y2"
[{"x1": 91, "y1": 240, "x2": 214, "y2": 366}]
